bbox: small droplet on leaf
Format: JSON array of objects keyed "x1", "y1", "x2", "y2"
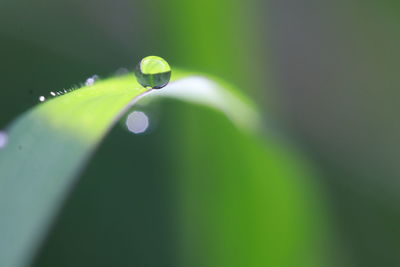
[
  {"x1": 134, "y1": 56, "x2": 171, "y2": 89},
  {"x1": 115, "y1": 67, "x2": 129, "y2": 76},
  {"x1": 85, "y1": 75, "x2": 99, "y2": 86},
  {"x1": 39, "y1": 96, "x2": 46, "y2": 102},
  {"x1": 0, "y1": 131, "x2": 8, "y2": 149}
]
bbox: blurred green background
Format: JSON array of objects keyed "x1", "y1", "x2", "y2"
[{"x1": 1, "y1": 0, "x2": 399, "y2": 266}]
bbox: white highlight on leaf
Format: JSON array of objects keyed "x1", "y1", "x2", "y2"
[
  {"x1": 39, "y1": 96, "x2": 46, "y2": 102},
  {"x1": 125, "y1": 111, "x2": 149, "y2": 134},
  {"x1": 144, "y1": 76, "x2": 260, "y2": 132}
]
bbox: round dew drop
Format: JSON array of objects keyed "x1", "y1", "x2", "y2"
[{"x1": 134, "y1": 56, "x2": 171, "y2": 89}]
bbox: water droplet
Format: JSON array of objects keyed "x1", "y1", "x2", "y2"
[
  {"x1": 134, "y1": 56, "x2": 171, "y2": 89},
  {"x1": 85, "y1": 75, "x2": 99, "y2": 86},
  {"x1": 115, "y1": 67, "x2": 129, "y2": 76},
  {"x1": 50, "y1": 91, "x2": 56, "y2": 97},
  {"x1": 0, "y1": 131, "x2": 8, "y2": 149},
  {"x1": 126, "y1": 111, "x2": 149, "y2": 134},
  {"x1": 39, "y1": 96, "x2": 46, "y2": 102}
]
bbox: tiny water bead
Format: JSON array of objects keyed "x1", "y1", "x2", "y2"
[
  {"x1": 0, "y1": 131, "x2": 8, "y2": 149},
  {"x1": 115, "y1": 67, "x2": 129, "y2": 76},
  {"x1": 39, "y1": 96, "x2": 46, "y2": 102},
  {"x1": 85, "y1": 75, "x2": 99, "y2": 86},
  {"x1": 134, "y1": 56, "x2": 171, "y2": 89}
]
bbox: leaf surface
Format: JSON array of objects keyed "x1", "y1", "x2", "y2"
[{"x1": 0, "y1": 70, "x2": 260, "y2": 267}]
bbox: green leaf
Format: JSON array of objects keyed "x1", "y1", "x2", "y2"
[
  {"x1": 0, "y1": 70, "x2": 331, "y2": 267},
  {"x1": 0, "y1": 70, "x2": 255, "y2": 266},
  {"x1": 0, "y1": 73, "x2": 144, "y2": 267}
]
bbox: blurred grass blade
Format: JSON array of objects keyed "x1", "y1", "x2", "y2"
[{"x1": 0, "y1": 70, "x2": 259, "y2": 267}]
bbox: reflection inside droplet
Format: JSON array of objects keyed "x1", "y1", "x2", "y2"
[
  {"x1": 126, "y1": 111, "x2": 149, "y2": 134},
  {"x1": 39, "y1": 96, "x2": 46, "y2": 102},
  {"x1": 0, "y1": 131, "x2": 8, "y2": 149}
]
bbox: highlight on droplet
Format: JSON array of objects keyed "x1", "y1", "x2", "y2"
[
  {"x1": 39, "y1": 96, "x2": 46, "y2": 102},
  {"x1": 125, "y1": 111, "x2": 149, "y2": 134}
]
